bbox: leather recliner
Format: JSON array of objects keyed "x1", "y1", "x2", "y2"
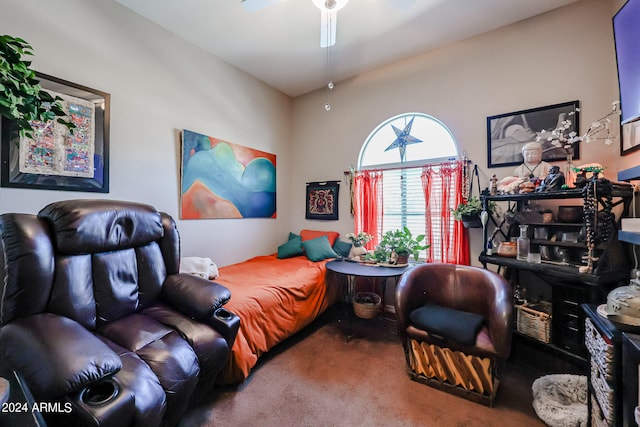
[
  {"x1": 395, "y1": 263, "x2": 513, "y2": 406},
  {"x1": 0, "y1": 199, "x2": 240, "y2": 427}
]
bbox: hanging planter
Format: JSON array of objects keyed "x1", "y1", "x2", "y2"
[
  {"x1": 452, "y1": 197, "x2": 495, "y2": 229},
  {"x1": 461, "y1": 213, "x2": 483, "y2": 228}
]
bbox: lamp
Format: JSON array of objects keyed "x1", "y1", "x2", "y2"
[{"x1": 311, "y1": 0, "x2": 349, "y2": 10}]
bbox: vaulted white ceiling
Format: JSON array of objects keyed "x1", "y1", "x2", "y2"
[{"x1": 114, "y1": 0, "x2": 579, "y2": 97}]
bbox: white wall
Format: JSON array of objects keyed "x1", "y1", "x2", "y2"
[
  {"x1": 291, "y1": 0, "x2": 621, "y2": 261},
  {"x1": 0, "y1": 0, "x2": 292, "y2": 267}
]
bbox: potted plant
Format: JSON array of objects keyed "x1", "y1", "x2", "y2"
[
  {"x1": 374, "y1": 227, "x2": 429, "y2": 264},
  {"x1": 452, "y1": 197, "x2": 495, "y2": 228},
  {"x1": 0, "y1": 35, "x2": 73, "y2": 137},
  {"x1": 346, "y1": 231, "x2": 373, "y2": 257}
]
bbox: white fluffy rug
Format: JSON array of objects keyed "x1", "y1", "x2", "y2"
[{"x1": 531, "y1": 374, "x2": 588, "y2": 427}]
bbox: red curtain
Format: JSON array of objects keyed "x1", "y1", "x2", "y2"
[
  {"x1": 421, "y1": 160, "x2": 469, "y2": 265},
  {"x1": 352, "y1": 170, "x2": 382, "y2": 250}
]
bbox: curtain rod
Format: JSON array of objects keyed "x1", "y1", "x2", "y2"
[{"x1": 342, "y1": 158, "x2": 470, "y2": 175}]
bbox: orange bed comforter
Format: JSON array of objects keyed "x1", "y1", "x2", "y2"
[{"x1": 214, "y1": 254, "x2": 339, "y2": 384}]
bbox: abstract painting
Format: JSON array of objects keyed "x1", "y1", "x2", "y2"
[{"x1": 181, "y1": 129, "x2": 276, "y2": 219}]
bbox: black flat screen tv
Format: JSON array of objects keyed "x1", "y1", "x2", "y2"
[{"x1": 614, "y1": 0, "x2": 640, "y2": 125}]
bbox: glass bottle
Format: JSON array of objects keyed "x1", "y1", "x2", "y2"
[
  {"x1": 564, "y1": 153, "x2": 576, "y2": 188},
  {"x1": 517, "y1": 225, "x2": 530, "y2": 261}
]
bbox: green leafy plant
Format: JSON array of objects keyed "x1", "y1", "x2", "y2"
[
  {"x1": 0, "y1": 35, "x2": 73, "y2": 137},
  {"x1": 451, "y1": 196, "x2": 495, "y2": 221},
  {"x1": 346, "y1": 231, "x2": 373, "y2": 247},
  {"x1": 374, "y1": 227, "x2": 429, "y2": 262}
]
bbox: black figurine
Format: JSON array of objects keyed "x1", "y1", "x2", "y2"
[{"x1": 536, "y1": 165, "x2": 565, "y2": 192}]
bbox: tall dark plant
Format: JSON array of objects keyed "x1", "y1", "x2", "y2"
[{"x1": 0, "y1": 35, "x2": 73, "y2": 137}]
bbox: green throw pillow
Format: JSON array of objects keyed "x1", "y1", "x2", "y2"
[
  {"x1": 332, "y1": 239, "x2": 352, "y2": 258},
  {"x1": 277, "y1": 235, "x2": 304, "y2": 259},
  {"x1": 302, "y1": 235, "x2": 338, "y2": 261},
  {"x1": 288, "y1": 232, "x2": 300, "y2": 241}
]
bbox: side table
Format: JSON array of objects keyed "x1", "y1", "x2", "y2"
[
  {"x1": 326, "y1": 259, "x2": 412, "y2": 340},
  {"x1": 326, "y1": 259, "x2": 412, "y2": 307},
  {"x1": 0, "y1": 370, "x2": 46, "y2": 427}
]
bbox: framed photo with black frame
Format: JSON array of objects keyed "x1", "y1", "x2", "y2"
[
  {"x1": 306, "y1": 181, "x2": 339, "y2": 220},
  {"x1": 1, "y1": 72, "x2": 110, "y2": 192},
  {"x1": 487, "y1": 100, "x2": 580, "y2": 168}
]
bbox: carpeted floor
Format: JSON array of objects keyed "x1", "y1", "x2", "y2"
[{"x1": 180, "y1": 307, "x2": 553, "y2": 427}]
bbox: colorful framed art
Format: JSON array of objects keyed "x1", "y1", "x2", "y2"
[
  {"x1": 180, "y1": 129, "x2": 277, "y2": 219},
  {"x1": 306, "y1": 181, "x2": 339, "y2": 220},
  {"x1": 1, "y1": 73, "x2": 110, "y2": 192}
]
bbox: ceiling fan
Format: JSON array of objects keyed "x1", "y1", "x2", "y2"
[{"x1": 241, "y1": 0, "x2": 415, "y2": 48}]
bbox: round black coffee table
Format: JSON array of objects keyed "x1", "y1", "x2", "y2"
[
  {"x1": 326, "y1": 259, "x2": 413, "y2": 309},
  {"x1": 326, "y1": 259, "x2": 413, "y2": 340}
]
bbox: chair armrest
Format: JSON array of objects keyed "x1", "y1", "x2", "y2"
[
  {"x1": 209, "y1": 307, "x2": 241, "y2": 349},
  {"x1": 487, "y1": 291, "x2": 514, "y2": 358},
  {"x1": 0, "y1": 314, "x2": 122, "y2": 399},
  {"x1": 162, "y1": 273, "x2": 231, "y2": 317},
  {"x1": 162, "y1": 274, "x2": 239, "y2": 346}
]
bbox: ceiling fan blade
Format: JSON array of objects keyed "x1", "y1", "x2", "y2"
[
  {"x1": 380, "y1": 0, "x2": 415, "y2": 10},
  {"x1": 241, "y1": 0, "x2": 289, "y2": 12},
  {"x1": 320, "y1": 9, "x2": 337, "y2": 48}
]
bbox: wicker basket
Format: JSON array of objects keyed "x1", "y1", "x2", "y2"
[
  {"x1": 516, "y1": 301, "x2": 552, "y2": 343},
  {"x1": 353, "y1": 292, "x2": 382, "y2": 319}
]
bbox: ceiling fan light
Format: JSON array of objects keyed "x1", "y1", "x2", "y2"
[{"x1": 311, "y1": 0, "x2": 349, "y2": 12}]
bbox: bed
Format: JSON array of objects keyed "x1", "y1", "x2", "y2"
[{"x1": 214, "y1": 252, "x2": 342, "y2": 384}]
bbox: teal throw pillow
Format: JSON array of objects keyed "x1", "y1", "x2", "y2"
[
  {"x1": 288, "y1": 232, "x2": 300, "y2": 241},
  {"x1": 302, "y1": 235, "x2": 338, "y2": 262},
  {"x1": 277, "y1": 235, "x2": 304, "y2": 259},
  {"x1": 332, "y1": 239, "x2": 352, "y2": 258}
]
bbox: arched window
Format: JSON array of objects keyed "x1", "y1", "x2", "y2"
[
  {"x1": 354, "y1": 113, "x2": 468, "y2": 264},
  {"x1": 358, "y1": 113, "x2": 458, "y2": 169}
]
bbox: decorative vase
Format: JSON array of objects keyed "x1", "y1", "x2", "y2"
[
  {"x1": 349, "y1": 245, "x2": 368, "y2": 258},
  {"x1": 564, "y1": 153, "x2": 576, "y2": 188}
]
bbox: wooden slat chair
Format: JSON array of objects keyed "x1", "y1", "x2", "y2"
[{"x1": 395, "y1": 263, "x2": 513, "y2": 406}]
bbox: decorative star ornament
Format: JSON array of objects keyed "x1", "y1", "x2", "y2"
[{"x1": 385, "y1": 117, "x2": 423, "y2": 162}]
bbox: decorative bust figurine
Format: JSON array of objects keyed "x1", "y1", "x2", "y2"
[
  {"x1": 536, "y1": 165, "x2": 565, "y2": 192},
  {"x1": 513, "y1": 141, "x2": 551, "y2": 179}
]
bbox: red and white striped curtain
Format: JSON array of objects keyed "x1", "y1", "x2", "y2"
[
  {"x1": 352, "y1": 170, "x2": 383, "y2": 250},
  {"x1": 421, "y1": 160, "x2": 469, "y2": 264},
  {"x1": 352, "y1": 161, "x2": 468, "y2": 264}
]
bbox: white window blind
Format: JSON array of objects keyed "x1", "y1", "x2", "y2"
[{"x1": 379, "y1": 166, "x2": 451, "y2": 261}]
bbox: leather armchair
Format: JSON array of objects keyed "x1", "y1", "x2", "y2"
[
  {"x1": 395, "y1": 263, "x2": 513, "y2": 406},
  {"x1": 0, "y1": 200, "x2": 240, "y2": 427}
]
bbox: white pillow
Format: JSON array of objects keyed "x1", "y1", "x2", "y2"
[{"x1": 179, "y1": 257, "x2": 219, "y2": 279}]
